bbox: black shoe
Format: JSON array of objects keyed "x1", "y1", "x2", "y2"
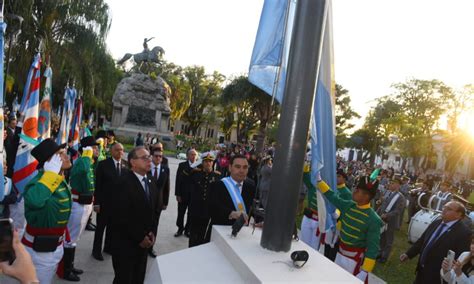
[
  {"x1": 86, "y1": 223, "x2": 96, "y2": 231},
  {"x1": 92, "y1": 251, "x2": 104, "y2": 261},
  {"x1": 148, "y1": 249, "x2": 157, "y2": 258},
  {"x1": 184, "y1": 231, "x2": 190, "y2": 238},
  {"x1": 174, "y1": 229, "x2": 183, "y2": 237},
  {"x1": 63, "y1": 271, "x2": 80, "y2": 282},
  {"x1": 72, "y1": 267, "x2": 84, "y2": 275}
]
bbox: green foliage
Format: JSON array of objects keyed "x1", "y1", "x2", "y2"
[
  {"x1": 5, "y1": 0, "x2": 121, "y2": 118},
  {"x1": 335, "y1": 84, "x2": 360, "y2": 149},
  {"x1": 221, "y1": 76, "x2": 279, "y2": 147},
  {"x1": 182, "y1": 66, "x2": 225, "y2": 136}
]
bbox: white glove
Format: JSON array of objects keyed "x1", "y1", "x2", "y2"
[
  {"x1": 43, "y1": 154, "x2": 63, "y2": 174},
  {"x1": 356, "y1": 270, "x2": 368, "y2": 282},
  {"x1": 316, "y1": 172, "x2": 322, "y2": 182}
]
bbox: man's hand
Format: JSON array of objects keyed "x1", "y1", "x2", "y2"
[
  {"x1": 400, "y1": 253, "x2": 409, "y2": 262},
  {"x1": 0, "y1": 230, "x2": 39, "y2": 284},
  {"x1": 162, "y1": 205, "x2": 167, "y2": 210},
  {"x1": 44, "y1": 154, "x2": 63, "y2": 174},
  {"x1": 147, "y1": 232, "x2": 156, "y2": 246},
  {"x1": 93, "y1": 205, "x2": 100, "y2": 213},
  {"x1": 441, "y1": 258, "x2": 451, "y2": 274},
  {"x1": 176, "y1": 196, "x2": 182, "y2": 203},
  {"x1": 139, "y1": 234, "x2": 154, "y2": 249},
  {"x1": 228, "y1": 211, "x2": 248, "y2": 224}
]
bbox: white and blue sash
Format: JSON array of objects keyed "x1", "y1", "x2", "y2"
[{"x1": 221, "y1": 177, "x2": 247, "y2": 213}]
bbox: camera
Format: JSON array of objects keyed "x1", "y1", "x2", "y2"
[{"x1": 0, "y1": 218, "x2": 15, "y2": 264}]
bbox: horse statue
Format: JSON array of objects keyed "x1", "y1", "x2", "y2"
[{"x1": 117, "y1": 45, "x2": 165, "y2": 67}]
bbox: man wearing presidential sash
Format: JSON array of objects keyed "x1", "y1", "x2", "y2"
[{"x1": 209, "y1": 154, "x2": 255, "y2": 232}]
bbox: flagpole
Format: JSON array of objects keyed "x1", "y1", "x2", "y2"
[{"x1": 260, "y1": 0, "x2": 328, "y2": 252}]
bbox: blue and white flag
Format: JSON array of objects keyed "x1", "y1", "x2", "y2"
[
  {"x1": 248, "y1": 0, "x2": 295, "y2": 104},
  {"x1": 249, "y1": 0, "x2": 337, "y2": 244},
  {"x1": 0, "y1": 16, "x2": 6, "y2": 200}
]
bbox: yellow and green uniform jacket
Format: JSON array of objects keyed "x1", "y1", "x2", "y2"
[
  {"x1": 337, "y1": 183, "x2": 352, "y2": 201},
  {"x1": 303, "y1": 171, "x2": 318, "y2": 212},
  {"x1": 24, "y1": 171, "x2": 72, "y2": 230},
  {"x1": 318, "y1": 180, "x2": 382, "y2": 272},
  {"x1": 70, "y1": 154, "x2": 95, "y2": 198}
]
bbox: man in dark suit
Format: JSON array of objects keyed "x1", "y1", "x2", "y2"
[
  {"x1": 150, "y1": 142, "x2": 168, "y2": 167},
  {"x1": 400, "y1": 201, "x2": 471, "y2": 284},
  {"x1": 111, "y1": 146, "x2": 159, "y2": 284},
  {"x1": 4, "y1": 115, "x2": 19, "y2": 178},
  {"x1": 174, "y1": 148, "x2": 197, "y2": 237},
  {"x1": 147, "y1": 147, "x2": 170, "y2": 257},
  {"x1": 92, "y1": 142, "x2": 127, "y2": 261},
  {"x1": 209, "y1": 154, "x2": 255, "y2": 231}
]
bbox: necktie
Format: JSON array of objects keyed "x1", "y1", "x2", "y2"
[
  {"x1": 237, "y1": 183, "x2": 242, "y2": 194},
  {"x1": 142, "y1": 177, "x2": 150, "y2": 202},
  {"x1": 154, "y1": 167, "x2": 158, "y2": 179},
  {"x1": 420, "y1": 223, "x2": 446, "y2": 264},
  {"x1": 116, "y1": 162, "x2": 121, "y2": 175}
]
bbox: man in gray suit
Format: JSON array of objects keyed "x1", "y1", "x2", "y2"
[{"x1": 377, "y1": 176, "x2": 406, "y2": 263}]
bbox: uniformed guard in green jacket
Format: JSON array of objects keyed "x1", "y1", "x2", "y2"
[
  {"x1": 60, "y1": 136, "x2": 99, "y2": 281},
  {"x1": 22, "y1": 139, "x2": 72, "y2": 284},
  {"x1": 318, "y1": 175, "x2": 382, "y2": 284},
  {"x1": 300, "y1": 163, "x2": 320, "y2": 250}
]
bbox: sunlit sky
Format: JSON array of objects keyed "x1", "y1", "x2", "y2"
[{"x1": 105, "y1": 0, "x2": 474, "y2": 128}]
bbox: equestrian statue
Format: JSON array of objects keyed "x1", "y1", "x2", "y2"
[{"x1": 117, "y1": 37, "x2": 165, "y2": 72}]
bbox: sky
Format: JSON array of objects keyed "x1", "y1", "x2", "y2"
[{"x1": 105, "y1": 0, "x2": 474, "y2": 128}]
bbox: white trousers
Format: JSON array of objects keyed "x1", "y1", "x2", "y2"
[
  {"x1": 25, "y1": 244, "x2": 63, "y2": 284},
  {"x1": 9, "y1": 199, "x2": 26, "y2": 236},
  {"x1": 300, "y1": 215, "x2": 320, "y2": 251},
  {"x1": 65, "y1": 202, "x2": 92, "y2": 248}
]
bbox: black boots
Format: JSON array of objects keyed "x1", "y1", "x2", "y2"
[{"x1": 63, "y1": 247, "x2": 81, "y2": 281}]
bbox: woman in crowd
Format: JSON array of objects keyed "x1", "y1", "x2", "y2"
[{"x1": 441, "y1": 237, "x2": 474, "y2": 283}]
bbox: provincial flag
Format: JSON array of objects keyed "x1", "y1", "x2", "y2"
[
  {"x1": 13, "y1": 54, "x2": 41, "y2": 195},
  {"x1": 38, "y1": 66, "x2": 52, "y2": 140}
]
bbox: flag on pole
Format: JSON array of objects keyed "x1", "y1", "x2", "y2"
[
  {"x1": 69, "y1": 98, "x2": 82, "y2": 150},
  {"x1": 13, "y1": 54, "x2": 41, "y2": 195},
  {"x1": 248, "y1": 0, "x2": 295, "y2": 104},
  {"x1": 0, "y1": 14, "x2": 6, "y2": 200},
  {"x1": 249, "y1": 0, "x2": 337, "y2": 244},
  {"x1": 56, "y1": 87, "x2": 77, "y2": 145},
  {"x1": 38, "y1": 66, "x2": 52, "y2": 140}
]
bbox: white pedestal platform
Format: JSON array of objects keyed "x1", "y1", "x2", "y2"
[{"x1": 146, "y1": 225, "x2": 361, "y2": 283}]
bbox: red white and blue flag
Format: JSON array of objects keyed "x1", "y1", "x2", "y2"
[
  {"x1": 56, "y1": 87, "x2": 77, "y2": 145},
  {"x1": 69, "y1": 98, "x2": 82, "y2": 151},
  {"x1": 13, "y1": 54, "x2": 41, "y2": 195}
]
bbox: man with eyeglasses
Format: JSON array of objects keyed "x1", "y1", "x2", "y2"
[
  {"x1": 110, "y1": 146, "x2": 159, "y2": 284},
  {"x1": 400, "y1": 201, "x2": 471, "y2": 284},
  {"x1": 147, "y1": 148, "x2": 170, "y2": 257}
]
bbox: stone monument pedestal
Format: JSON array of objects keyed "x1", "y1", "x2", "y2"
[
  {"x1": 111, "y1": 73, "x2": 172, "y2": 139},
  {"x1": 145, "y1": 225, "x2": 361, "y2": 283}
]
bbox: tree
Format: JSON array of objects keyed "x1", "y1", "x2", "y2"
[
  {"x1": 335, "y1": 84, "x2": 360, "y2": 149},
  {"x1": 5, "y1": 1, "x2": 120, "y2": 119},
  {"x1": 221, "y1": 76, "x2": 279, "y2": 149},
  {"x1": 182, "y1": 66, "x2": 224, "y2": 136}
]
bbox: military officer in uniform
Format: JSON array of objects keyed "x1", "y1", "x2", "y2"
[
  {"x1": 188, "y1": 152, "x2": 220, "y2": 247},
  {"x1": 22, "y1": 139, "x2": 72, "y2": 284},
  {"x1": 61, "y1": 136, "x2": 99, "y2": 281}
]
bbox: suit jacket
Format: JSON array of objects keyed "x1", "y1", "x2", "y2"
[
  {"x1": 406, "y1": 219, "x2": 471, "y2": 284},
  {"x1": 377, "y1": 190, "x2": 406, "y2": 229},
  {"x1": 4, "y1": 126, "x2": 20, "y2": 178},
  {"x1": 110, "y1": 171, "x2": 159, "y2": 254},
  {"x1": 148, "y1": 163, "x2": 170, "y2": 208},
  {"x1": 175, "y1": 161, "x2": 193, "y2": 202},
  {"x1": 209, "y1": 178, "x2": 255, "y2": 226},
  {"x1": 94, "y1": 157, "x2": 128, "y2": 213}
]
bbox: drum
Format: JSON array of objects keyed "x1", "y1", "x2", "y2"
[{"x1": 408, "y1": 210, "x2": 440, "y2": 243}]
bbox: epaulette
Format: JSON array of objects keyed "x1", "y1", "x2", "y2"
[{"x1": 192, "y1": 168, "x2": 202, "y2": 173}]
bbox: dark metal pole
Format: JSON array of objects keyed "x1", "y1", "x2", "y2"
[{"x1": 260, "y1": 0, "x2": 328, "y2": 252}]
